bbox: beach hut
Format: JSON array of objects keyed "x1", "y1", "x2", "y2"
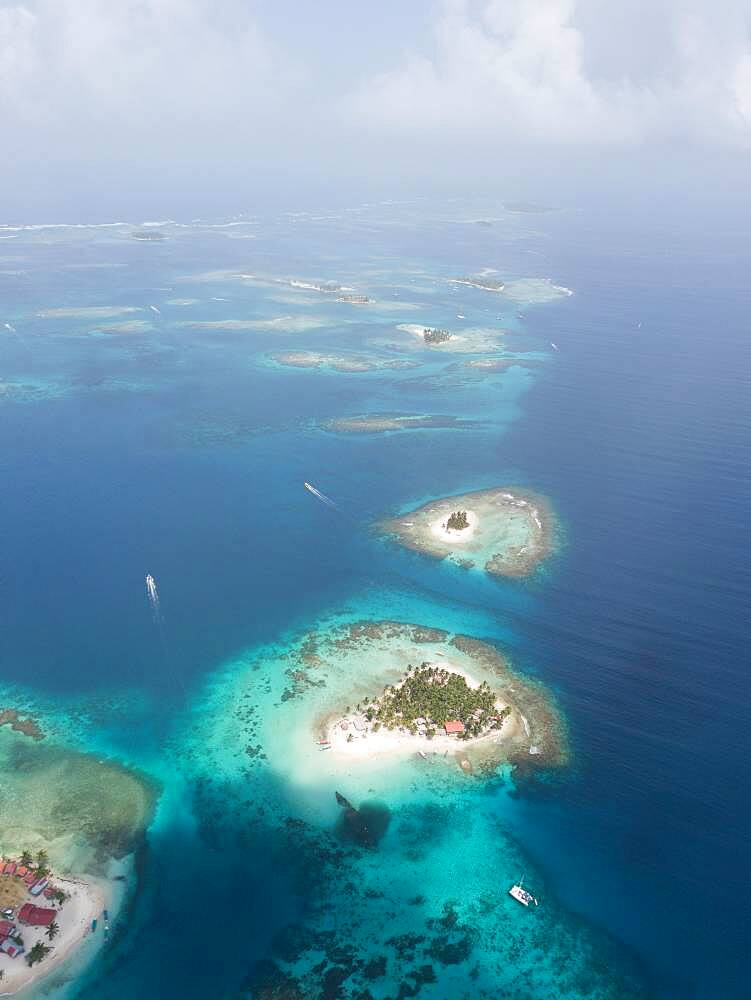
[
  {"x1": 444, "y1": 720, "x2": 465, "y2": 735},
  {"x1": 0, "y1": 918, "x2": 15, "y2": 939},
  {"x1": 3, "y1": 862, "x2": 17, "y2": 876},
  {"x1": 17, "y1": 903, "x2": 56, "y2": 927},
  {"x1": 0, "y1": 938, "x2": 23, "y2": 958}
]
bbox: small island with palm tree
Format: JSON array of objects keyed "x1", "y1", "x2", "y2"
[{"x1": 377, "y1": 486, "x2": 554, "y2": 578}]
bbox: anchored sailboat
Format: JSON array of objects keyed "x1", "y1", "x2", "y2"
[{"x1": 509, "y1": 874, "x2": 538, "y2": 907}]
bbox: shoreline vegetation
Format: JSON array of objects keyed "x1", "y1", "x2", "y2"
[
  {"x1": 377, "y1": 487, "x2": 555, "y2": 578},
  {"x1": 313, "y1": 622, "x2": 567, "y2": 774}
]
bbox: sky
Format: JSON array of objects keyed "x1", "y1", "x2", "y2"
[{"x1": 1, "y1": 0, "x2": 750, "y2": 218}]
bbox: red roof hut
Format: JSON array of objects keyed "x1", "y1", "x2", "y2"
[{"x1": 17, "y1": 903, "x2": 56, "y2": 927}]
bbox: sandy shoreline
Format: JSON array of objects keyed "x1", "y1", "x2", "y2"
[
  {"x1": 0, "y1": 859, "x2": 131, "y2": 997},
  {"x1": 0, "y1": 877, "x2": 100, "y2": 996}
]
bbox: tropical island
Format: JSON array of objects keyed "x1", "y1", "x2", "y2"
[
  {"x1": 422, "y1": 327, "x2": 452, "y2": 344},
  {"x1": 337, "y1": 294, "x2": 374, "y2": 305},
  {"x1": 395, "y1": 323, "x2": 504, "y2": 353},
  {"x1": 449, "y1": 275, "x2": 505, "y2": 292},
  {"x1": 377, "y1": 487, "x2": 554, "y2": 578},
  {"x1": 305, "y1": 621, "x2": 566, "y2": 773}
]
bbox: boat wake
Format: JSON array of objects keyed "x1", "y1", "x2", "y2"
[
  {"x1": 304, "y1": 481, "x2": 339, "y2": 511},
  {"x1": 145, "y1": 573, "x2": 162, "y2": 624}
]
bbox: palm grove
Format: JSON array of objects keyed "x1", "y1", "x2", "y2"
[{"x1": 364, "y1": 663, "x2": 510, "y2": 738}]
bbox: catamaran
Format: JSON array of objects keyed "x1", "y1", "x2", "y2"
[{"x1": 509, "y1": 875, "x2": 538, "y2": 907}]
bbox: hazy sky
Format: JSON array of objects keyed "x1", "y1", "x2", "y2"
[{"x1": 2, "y1": 0, "x2": 750, "y2": 217}]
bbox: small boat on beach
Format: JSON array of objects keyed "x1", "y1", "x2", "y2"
[
  {"x1": 509, "y1": 875, "x2": 538, "y2": 907},
  {"x1": 91, "y1": 918, "x2": 97, "y2": 932}
]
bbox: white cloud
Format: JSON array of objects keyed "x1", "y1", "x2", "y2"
[
  {"x1": 343, "y1": 0, "x2": 751, "y2": 147},
  {"x1": 0, "y1": 0, "x2": 298, "y2": 151}
]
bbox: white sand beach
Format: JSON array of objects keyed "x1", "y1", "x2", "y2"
[{"x1": 0, "y1": 875, "x2": 104, "y2": 996}]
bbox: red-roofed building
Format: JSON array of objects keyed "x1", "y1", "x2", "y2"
[
  {"x1": 24, "y1": 872, "x2": 37, "y2": 886},
  {"x1": 0, "y1": 918, "x2": 15, "y2": 938},
  {"x1": 16, "y1": 866, "x2": 28, "y2": 878},
  {"x1": 444, "y1": 720, "x2": 465, "y2": 735},
  {"x1": 17, "y1": 903, "x2": 56, "y2": 927},
  {"x1": 3, "y1": 862, "x2": 17, "y2": 876},
  {"x1": 0, "y1": 938, "x2": 24, "y2": 958}
]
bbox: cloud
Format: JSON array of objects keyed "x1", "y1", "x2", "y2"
[
  {"x1": 343, "y1": 0, "x2": 751, "y2": 147},
  {"x1": 0, "y1": 0, "x2": 299, "y2": 155}
]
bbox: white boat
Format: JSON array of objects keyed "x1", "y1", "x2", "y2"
[
  {"x1": 550, "y1": 342, "x2": 559, "y2": 351},
  {"x1": 509, "y1": 875, "x2": 538, "y2": 907}
]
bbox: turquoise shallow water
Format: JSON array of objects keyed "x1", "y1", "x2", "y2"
[{"x1": 1, "y1": 200, "x2": 749, "y2": 998}]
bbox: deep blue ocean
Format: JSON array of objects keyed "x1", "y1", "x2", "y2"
[{"x1": 0, "y1": 199, "x2": 749, "y2": 999}]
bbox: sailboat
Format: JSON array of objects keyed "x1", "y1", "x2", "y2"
[{"x1": 508, "y1": 874, "x2": 538, "y2": 907}]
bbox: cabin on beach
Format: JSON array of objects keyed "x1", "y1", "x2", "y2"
[
  {"x1": 0, "y1": 918, "x2": 24, "y2": 958},
  {"x1": 0, "y1": 937, "x2": 23, "y2": 958},
  {"x1": 444, "y1": 720, "x2": 465, "y2": 735},
  {"x1": 18, "y1": 902, "x2": 56, "y2": 927}
]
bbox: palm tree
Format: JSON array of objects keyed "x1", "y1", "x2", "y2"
[
  {"x1": 26, "y1": 941, "x2": 51, "y2": 967},
  {"x1": 46, "y1": 921, "x2": 59, "y2": 941},
  {"x1": 36, "y1": 849, "x2": 49, "y2": 868},
  {"x1": 20, "y1": 850, "x2": 33, "y2": 867}
]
